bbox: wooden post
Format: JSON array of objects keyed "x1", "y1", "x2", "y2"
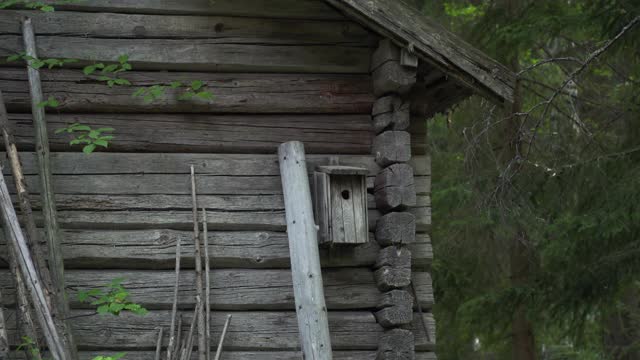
[
  {"x1": 278, "y1": 141, "x2": 333, "y2": 360},
  {"x1": 167, "y1": 223, "x2": 182, "y2": 360},
  {"x1": 0, "y1": 171, "x2": 66, "y2": 360},
  {"x1": 21, "y1": 17, "x2": 78, "y2": 360},
  {"x1": 190, "y1": 166, "x2": 206, "y2": 360}
]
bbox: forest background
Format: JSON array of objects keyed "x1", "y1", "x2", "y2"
[{"x1": 413, "y1": 1, "x2": 640, "y2": 359}]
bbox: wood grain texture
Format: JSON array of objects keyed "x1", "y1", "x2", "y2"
[
  {"x1": 4, "y1": 113, "x2": 375, "y2": 154},
  {"x1": 12, "y1": 351, "x2": 437, "y2": 360},
  {"x1": 1, "y1": 152, "x2": 431, "y2": 176},
  {"x1": 3, "y1": 310, "x2": 436, "y2": 351},
  {"x1": 0, "y1": 68, "x2": 374, "y2": 114},
  {"x1": 30, "y1": 0, "x2": 347, "y2": 19},
  {"x1": 0, "y1": 268, "x2": 433, "y2": 310},
  {"x1": 325, "y1": 0, "x2": 516, "y2": 104},
  {"x1": 0, "y1": 230, "x2": 433, "y2": 269},
  {"x1": 0, "y1": 34, "x2": 371, "y2": 73},
  {"x1": 0, "y1": 10, "x2": 374, "y2": 44}
]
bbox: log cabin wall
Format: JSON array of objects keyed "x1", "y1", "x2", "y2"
[{"x1": 0, "y1": 1, "x2": 434, "y2": 358}]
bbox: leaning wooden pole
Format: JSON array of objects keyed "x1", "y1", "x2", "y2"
[
  {"x1": 0, "y1": 285, "x2": 8, "y2": 359},
  {"x1": 213, "y1": 314, "x2": 232, "y2": 360},
  {"x1": 21, "y1": 17, "x2": 79, "y2": 360},
  {"x1": 166, "y1": 227, "x2": 182, "y2": 360},
  {"x1": 278, "y1": 141, "x2": 333, "y2": 360},
  {"x1": 190, "y1": 165, "x2": 207, "y2": 360},
  {"x1": 0, "y1": 171, "x2": 67, "y2": 360},
  {"x1": 203, "y1": 208, "x2": 211, "y2": 360}
]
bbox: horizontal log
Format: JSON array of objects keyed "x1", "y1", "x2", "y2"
[
  {"x1": 0, "y1": 34, "x2": 371, "y2": 73},
  {"x1": 2, "y1": 153, "x2": 430, "y2": 176},
  {"x1": 0, "y1": 230, "x2": 433, "y2": 269},
  {"x1": 0, "y1": 10, "x2": 374, "y2": 45},
  {"x1": 0, "y1": 268, "x2": 434, "y2": 310},
  {"x1": 0, "y1": 68, "x2": 374, "y2": 114},
  {"x1": 31, "y1": 0, "x2": 347, "y2": 19},
  {"x1": 5, "y1": 113, "x2": 375, "y2": 154},
  {"x1": 4, "y1": 310, "x2": 436, "y2": 350},
  {"x1": 11, "y1": 351, "x2": 437, "y2": 360}
]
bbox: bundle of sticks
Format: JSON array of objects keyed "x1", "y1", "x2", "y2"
[{"x1": 158, "y1": 165, "x2": 233, "y2": 360}]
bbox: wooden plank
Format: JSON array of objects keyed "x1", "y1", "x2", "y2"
[
  {"x1": 325, "y1": 0, "x2": 516, "y2": 104},
  {"x1": 3, "y1": 310, "x2": 436, "y2": 350},
  {"x1": 0, "y1": 230, "x2": 433, "y2": 269},
  {"x1": 11, "y1": 351, "x2": 438, "y2": 360},
  {"x1": 0, "y1": 32, "x2": 371, "y2": 74},
  {"x1": 0, "y1": 268, "x2": 434, "y2": 312},
  {"x1": 32, "y1": 0, "x2": 346, "y2": 20},
  {"x1": 0, "y1": 10, "x2": 375, "y2": 45},
  {"x1": 4, "y1": 113, "x2": 374, "y2": 154},
  {"x1": 2, "y1": 153, "x2": 430, "y2": 177},
  {"x1": 0, "y1": 68, "x2": 374, "y2": 114}
]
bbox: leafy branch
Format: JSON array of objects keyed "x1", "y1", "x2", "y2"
[
  {"x1": 6, "y1": 52, "x2": 78, "y2": 69},
  {"x1": 83, "y1": 55, "x2": 132, "y2": 88},
  {"x1": 77, "y1": 278, "x2": 148, "y2": 316},
  {"x1": 55, "y1": 123, "x2": 114, "y2": 154}
]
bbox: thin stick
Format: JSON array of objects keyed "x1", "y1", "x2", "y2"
[
  {"x1": 154, "y1": 327, "x2": 164, "y2": 360},
  {"x1": 166, "y1": 225, "x2": 182, "y2": 360},
  {"x1": 0, "y1": 171, "x2": 66, "y2": 360},
  {"x1": 203, "y1": 208, "x2": 211, "y2": 360},
  {"x1": 213, "y1": 315, "x2": 232, "y2": 360},
  {"x1": 180, "y1": 298, "x2": 202, "y2": 360},
  {"x1": 21, "y1": 17, "x2": 78, "y2": 360},
  {"x1": 9, "y1": 245, "x2": 41, "y2": 359},
  {"x1": 173, "y1": 315, "x2": 183, "y2": 360},
  {"x1": 0, "y1": 285, "x2": 8, "y2": 359},
  {"x1": 191, "y1": 165, "x2": 206, "y2": 360},
  {"x1": 0, "y1": 90, "x2": 51, "y2": 292}
]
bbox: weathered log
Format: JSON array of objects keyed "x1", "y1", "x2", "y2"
[
  {"x1": 375, "y1": 247, "x2": 412, "y2": 270},
  {"x1": 375, "y1": 290, "x2": 413, "y2": 328},
  {"x1": 0, "y1": 10, "x2": 373, "y2": 45},
  {"x1": 370, "y1": 40, "x2": 417, "y2": 96},
  {"x1": 0, "y1": 35, "x2": 371, "y2": 74},
  {"x1": 374, "y1": 164, "x2": 417, "y2": 212},
  {"x1": 25, "y1": 0, "x2": 347, "y2": 20},
  {"x1": 375, "y1": 212, "x2": 416, "y2": 246},
  {"x1": 2, "y1": 310, "x2": 436, "y2": 350},
  {"x1": 3, "y1": 113, "x2": 376, "y2": 155},
  {"x1": 0, "y1": 230, "x2": 433, "y2": 270},
  {"x1": 1, "y1": 152, "x2": 430, "y2": 177},
  {"x1": 21, "y1": 17, "x2": 77, "y2": 360},
  {"x1": 373, "y1": 131, "x2": 411, "y2": 167},
  {"x1": 377, "y1": 329, "x2": 415, "y2": 360},
  {"x1": 10, "y1": 351, "x2": 438, "y2": 360},
  {"x1": 278, "y1": 141, "x2": 332, "y2": 359},
  {"x1": 371, "y1": 95, "x2": 410, "y2": 133},
  {"x1": 0, "y1": 268, "x2": 434, "y2": 310},
  {"x1": 374, "y1": 267, "x2": 412, "y2": 292},
  {"x1": 0, "y1": 68, "x2": 374, "y2": 114}
]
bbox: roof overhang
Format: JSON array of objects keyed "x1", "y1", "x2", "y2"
[{"x1": 325, "y1": 0, "x2": 516, "y2": 107}]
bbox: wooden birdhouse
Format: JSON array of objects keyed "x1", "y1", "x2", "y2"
[{"x1": 313, "y1": 165, "x2": 369, "y2": 245}]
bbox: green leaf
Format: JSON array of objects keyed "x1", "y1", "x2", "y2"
[
  {"x1": 83, "y1": 144, "x2": 97, "y2": 154},
  {"x1": 88, "y1": 130, "x2": 100, "y2": 139},
  {"x1": 72, "y1": 124, "x2": 92, "y2": 132},
  {"x1": 54, "y1": 127, "x2": 67, "y2": 134},
  {"x1": 178, "y1": 92, "x2": 194, "y2": 101},
  {"x1": 6, "y1": 53, "x2": 23, "y2": 62},
  {"x1": 94, "y1": 139, "x2": 109, "y2": 147},
  {"x1": 191, "y1": 80, "x2": 204, "y2": 90},
  {"x1": 94, "y1": 63, "x2": 105, "y2": 69},
  {"x1": 83, "y1": 65, "x2": 96, "y2": 75},
  {"x1": 122, "y1": 63, "x2": 132, "y2": 71},
  {"x1": 118, "y1": 54, "x2": 129, "y2": 64},
  {"x1": 77, "y1": 291, "x2": 90, "y2": 302},
  {"x1": 196, "y1": 91, "x2": 214, "y2": 100},
  {"x1": 31, "y1": 60, "x2": 45, "y2": 69},
  {"x1": 103, "y1": 64, "x2": 119, "y2": 73},
  {"x1": 132, "y1": 88, "x2": 145, "y2": 97},
  {"x1": 96, "y1": 304, "x2": 109, "y2": 314},
  {"x1": 40, "y1": 5, "x2": 55, "y2": 12},
  {"x1": 47, "y1": 96, "x2": 59, "y2": 107},
  {"x1": 114, "y1": 78, "x2": 131, "y2": 86},
  {"x1": 109, "y1": 303, "x2": 125, "y2": 313},
  {"x1": 169, "y1": 81, "x2": 182, "y2": 89}
]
